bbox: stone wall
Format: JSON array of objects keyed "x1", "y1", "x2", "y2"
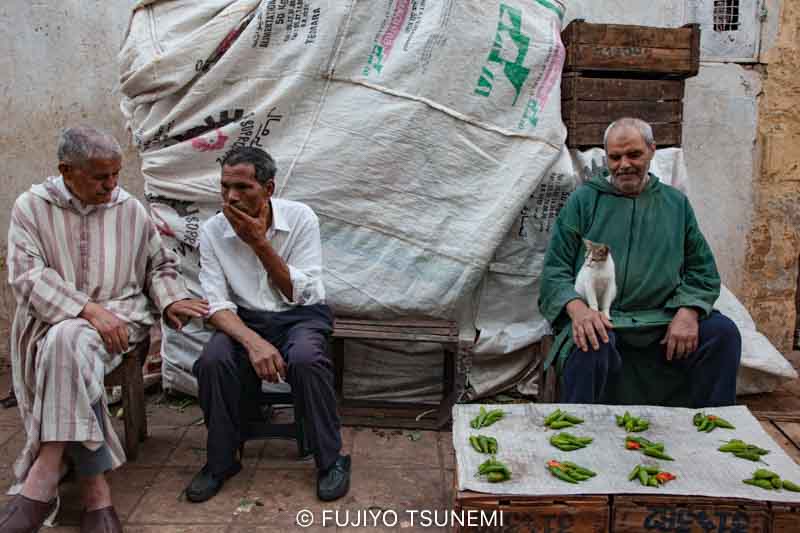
[{"x1": 742, "y1": 0, "x2": 800, "y2": 351}]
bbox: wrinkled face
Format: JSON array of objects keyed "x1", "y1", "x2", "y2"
[
  {"x1": 584, "y1": 240, "x2": 609, "y2": 265},
  {"x1": 221, "y1": 163, "x2": 273, "y2": 217},
  {"x1": 59, "y1": 157, "x2": 121, "y2": 205},
  {"x1": 606, "y1": 126, "x2": 655, "y2": 197}
]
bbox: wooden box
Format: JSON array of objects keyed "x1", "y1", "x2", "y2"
[
  {"x1": 771, "y1": 502, "x2": 800, "y2": 533},
  {"x1": 454, "y1": 490, "x2": 609, "y2": 533},
  {"x1": 562, "y1": 19, "x2": 700, "y2": 79},
  {"x1": 562, "y1": 74, "x2": 684, "y2": 148},
  {"x1": 612, "y1": 495, "x2": 770, "y2": 533}
]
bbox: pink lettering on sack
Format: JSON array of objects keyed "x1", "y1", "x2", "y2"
[{"x1": 379, "y1": 0, "x2": 412, "y2": 60}]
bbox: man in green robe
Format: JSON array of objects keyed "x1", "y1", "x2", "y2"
[{"x1": 539, "y1": 117, "x2": 741, "y2": 406}]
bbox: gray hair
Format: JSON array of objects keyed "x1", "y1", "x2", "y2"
[
  {"x1": 603, "y1": 118, "x2": 655, "y2": 151},
  {"x1": 220, "y1": 146, "x2": 277, "y2": 186},
  {"x1": 57, "y1": 126, "x2": 122, "y2": 167}
]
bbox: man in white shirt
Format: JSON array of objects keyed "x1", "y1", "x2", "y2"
[{"x1": 186, "y1": 147, "x2": 349, "y2": 503}]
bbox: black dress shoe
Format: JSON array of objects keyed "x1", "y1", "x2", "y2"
[
  {"x1": 0, "y1": 494, "x2": 57, "y2": 533},
  {"x1": 317, "y1": 455, "x2": 351, "y2": 501},
  {"x1": 185, "y1": 462, "x2": 242, "y2": 503}
]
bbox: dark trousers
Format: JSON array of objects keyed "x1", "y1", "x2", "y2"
[
  {"x1": 560, "y1": 311, "x2": 742, "y2": 407},
  {"x1": 193, "y1": 304, "x2": 341, "y2": 475}
]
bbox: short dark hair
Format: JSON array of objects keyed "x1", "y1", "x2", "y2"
[{"x1": 220, "y1": 147, "x2": 277, "y2": 186}]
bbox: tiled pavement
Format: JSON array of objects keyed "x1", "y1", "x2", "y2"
[{"x1": 0, "y1": 368, "x2": 456, "y2": 532}]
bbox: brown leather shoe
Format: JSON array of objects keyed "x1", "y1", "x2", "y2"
[
  {"x1": 80, "y1": 506, "x2": 122, "y2": 533},
  {"x1": 0, "y1": 494, "x2": 57, "y2": 533}
]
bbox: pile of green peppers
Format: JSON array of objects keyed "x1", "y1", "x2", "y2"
[
  {"x1": 550, "y1": 432, "x2": 593, "y2": 451},
  {"x1": 625, "y1": 435, "x2": 674, "y2": 461},
  {"x1": 693, "y1": 412, "x2": 735, "y2": 432},
  {"x1": 616, "y1": 411, "x2": 649, "y2": 432},
  {"x1": 543, "y1": 408, "x2": 584, "y2": 429},
  {"x1": 718, "y1": 439, "x2": 770, "y2": 461},
  {"x1": 742, "y1": 469, "x2": 800, "y2": 492},
  {"x1": 546, "y1": 460, "x2": 596, "y2": 484},
  {"x1": 476, "y1": 456, "x2": 512, "y2": 483},
  {"x1": 628, "y1": 463, "x2": 676, "y2": 487},
  {"x1": 469, "y1": 434, "x2": 498, "y2": 454},
  {"x1": 470, "y1": 406, "x2": 505, "y2": 429}
]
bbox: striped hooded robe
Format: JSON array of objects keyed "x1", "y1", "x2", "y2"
[{"x1": 7, "y1": 175, "x2": 189, "y2": 490}]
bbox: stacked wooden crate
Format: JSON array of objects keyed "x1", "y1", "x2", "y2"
[{"x1": 560, "y1": 19, "x2": 701, "y2": 148}]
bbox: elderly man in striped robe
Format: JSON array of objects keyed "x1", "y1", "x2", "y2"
[{"x1": 1, "y1": 126, "x2": 208, "y2": 533}]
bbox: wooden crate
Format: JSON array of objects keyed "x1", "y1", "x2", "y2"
[
  {"x1": 562, "y1": 74, "x2": 684, "y2": 148},
  {"x1": 613, "y1": 495, "x2": 770, "y2": 533},
  {"x1": 562, "y1": 19, "x2": 700, "y2": 79},
  {"x1": 454, "y1": 490, "x2": 609, "y2": 533},
  {"x1": 771, "y1": 502, "x2": 800, "y2": 533}
]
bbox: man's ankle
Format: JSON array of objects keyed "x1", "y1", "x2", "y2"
[{"x1": 81, "y1": 474, "x2": 112, "y2": 511}]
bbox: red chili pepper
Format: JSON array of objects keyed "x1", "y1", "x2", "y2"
[
  {"x1": 708, "y1": 415, "x2": 717, "y2": 421},
  {"x1": 626, "y1": 441, "x2": 641, "y2": 450},
  {"x1": 547, "y1": 460, "x2": 562, "y2": 468},
  {"x1": 655, "y1": 472, "x2": 676, "y2": 482}
]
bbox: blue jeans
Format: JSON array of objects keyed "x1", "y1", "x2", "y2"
[{"x1": 560, "y1": 311, "x2": 741, "y2": 407}]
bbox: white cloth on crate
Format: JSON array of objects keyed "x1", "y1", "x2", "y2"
[
  {"x1": 7, "y1": 176, "x2": 190, "y2": 492},
  {"x1": 199, "y1": 198, "x2": 325, "y2": 316}
]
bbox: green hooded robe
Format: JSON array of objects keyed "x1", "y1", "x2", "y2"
[{"x1": 538, "y1": 172, "x2": 721, "y2": 405}]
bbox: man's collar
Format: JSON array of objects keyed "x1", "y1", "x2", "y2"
[{"x1": 222, "y1": 199, "x2": 289, "y2": 238}]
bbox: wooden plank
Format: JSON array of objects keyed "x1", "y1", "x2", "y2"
[
  {"x1": 562, "y1": 75, "x2": 684, "y2": 101},
  {"x1": 455, "y1": 495, "x2": 609, "y2": 533},
  {"x1": 334, "y1": 319, "x2": 456, "y2": 328},
  {"x1": 332, "y1": 330, "x2": 458, "y2": 343},
  {"x1": 563, "y1": 99, "x2": 682, "y2": 125},
  {"x1": 564, "y1": 21, "x2": 696, "y2": 49},
  {"x1": 760, "y1": 420, "x2": 800, "y2": 462},
  {"x1": 752, "y1": 411, "x2": 800, "y2": 423},
  {"x1": 569, "y1": 44, "x2": 693, "y2": 75},
  {"x1": 566, "y1": 122, "x2": 682, "y2": 148},
  {"x1": 774, "y1": 421, "x2": 800, "y2": 463},
  {"x1": 613, "y1": 495, "x2": 769, "y2": 533}
]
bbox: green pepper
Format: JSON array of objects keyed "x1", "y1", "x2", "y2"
[
  {"x1": 782, "y1": 480, "x2": 800, "y2": 492},
  {"x1": 549, "y1": 466, "x2": 578, "y2": 484},
  {"x1": 648, "y1": 477, "x2": 659, "y2": 487},
  {"x1": 719, "y1": 441, "x2": 747, "y2": 452},
  {"x1": 753, "y1": 469, "x2": 779, "y2": 480},
  {"x1": 733, "y1": 450, "x2": 763, "y2": 461},
  {"x1": 549, "y1": 420, "x2": 575, "y2": 429},
  {"x1": 544, "y1": 409, "x2": 562, "y2": 426},
  {"x1": 638, "y1": 469, "x2": 650, "y2": 486},
  {"x1": 693, "y1": 412, "x2": 704, "y2": 426},
  {"x1": 487, "y1": 437, "x2": 498, "y2": 454},
  {"x1": 477, "y1": 435, "x2": 489, "y2": 453},
  {"x1": 642, "y1": 465, "x2": 661, "y2": 475},
  {"x1": 643, "y1": 448, "x2": 674, "y2": 461},
  {"x1": 628, "y1": 465, "x2": 641, "y2": 481},
  {"x1": 469, "y1": 436, "x2": 482, "y2": 453},
  {"x1": 487, "y1": 471, "x2": 508, "y2": 482},
  {"x1": 562, "y1": 462, "x2": 596, "y2": 477},
  {"x1": 698, "y1": 417, "x2": 711, "y2": 432},
  {"x1": 713, "y1": 417, "x2": 735, "y2": 429},
  {"x1": 616, "y1": 415, "x2": 625, "y2": 426},
  {"x1": 563, "y1": 414, "x2": 584, "y2": 424},
  {"x1": 771, "y1": 477, "x2": 783, "y2": 489},
  {"x1": 743, "y1": 478, "x2": 774, "y2": 490}
]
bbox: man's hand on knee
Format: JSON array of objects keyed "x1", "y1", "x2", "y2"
[
  {"x1": 80, "y1": 302, "x2": 129, "y2": 354},
  {"x1": 246, "y1": 337, "x2": 287, "y2": 383},
  {"x1": 566, "y1": 299, "x2": 613, "y2": 352},
  {"x1": 661, "y1": 307, "x2": 699, "y2": 360}
]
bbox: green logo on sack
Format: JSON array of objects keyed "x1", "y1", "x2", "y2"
[{"x1": 474, "y1": 4, "x2": 531, "y2": 106}]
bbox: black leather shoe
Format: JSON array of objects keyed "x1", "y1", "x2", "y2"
[
  {"x1": 317, "y1": 455, "x2": 351, "y2": 501},
  {"x1": 185, "y1": 462, "x2": 242, "y2": 503}
]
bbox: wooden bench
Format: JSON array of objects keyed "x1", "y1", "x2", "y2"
[
  {"x1": 104, "y1": 341, "x2": 149, "y2": 460},
  {"x1": 330, "y1": 318, "x2": 472, "y2": 430}
]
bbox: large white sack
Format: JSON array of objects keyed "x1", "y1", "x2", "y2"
[{"x1": 119, "y1": 0, "x2": 568, "y2": 395}]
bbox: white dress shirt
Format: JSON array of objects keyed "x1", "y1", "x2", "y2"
[{"x1": 199, "y1": 198, "x2": 326, "y2": 316}]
